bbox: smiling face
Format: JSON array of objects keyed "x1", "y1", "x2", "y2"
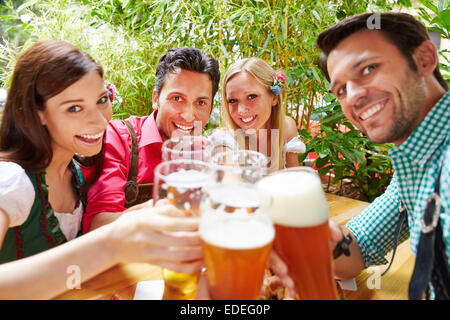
[
  {"x1": 225, "y1": 71, "x2": 277, "y2": 134},
  {"x1": 38, "y1": 70, "x2": 112, "y2": 158},
  {"x1": 327, "y1": 30, "x2": 428, "y2": 145},
  {"x1": 154, "y1": 68, "x2": 213, "y2": 140}
]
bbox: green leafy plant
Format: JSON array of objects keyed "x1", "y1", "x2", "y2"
[
  {"x1": 416, "y1": 0, "x2": 450, "y2": 85},
  {"x1": 1, "y1": 0, "x2": 425, "y2": 201},
  {"x1": 298, "y1": 94, "x2": 394, "y2": 202}
]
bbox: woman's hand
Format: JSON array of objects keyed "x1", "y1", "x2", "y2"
[
  {"x1": 108, "y1": 204, "x2": 203, "y2": 274},
  {"x1": 123, "y1": 198, "x2": 154, "y2": 212}
]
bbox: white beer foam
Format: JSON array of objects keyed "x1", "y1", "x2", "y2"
[
  {"x1": 256, "y1": 170, "x2": 329, "y2": 227},
  {"x1": 208, "y1": 183, "x2": 260, "y2": 208},
  {"x1": 164, "y1": 169, "x2": 212, "y2": 189},
  {"x1": 199, "y1": 183, "x2": 274, "y2": 250},
  {"x1": 200, "y1": 213, "x2": 274, "y2": 250}
]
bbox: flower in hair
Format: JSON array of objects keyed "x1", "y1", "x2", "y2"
[
  {"x1": 270, "y1": 85, "x2": 281, "y2": 96},
  {"x1": 107, "y1": 84, "x2": 123, "y2": 111},
  {"x1": 273, "y1": 71, "x2": 286, "y2": 83},
  {"x1": 107, "y1": 84, "x2": 116, "y2": 102},
  {"x1": 270, "y1": 71, "x2": 286, "y2": 96}
]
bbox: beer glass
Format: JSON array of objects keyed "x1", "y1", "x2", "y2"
[
  {"x1": 199, "y1": 150, "x2": 273, "y2": 300},
  {"x1": 162, "y1": 136, "x2": 212, "y2": 162},
  {"x1": 256, "y1": 167, "x2": 339, "y2": 300},
  {"x1": 153, "y1": 159, "x2": 214, "y2": 300},
  {"x1": 211, "y1": 149, "x2": 269, "y2": 183}
]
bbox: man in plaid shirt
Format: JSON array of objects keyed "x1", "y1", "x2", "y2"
[{"x1": 316, "y1": 12, "x2": 449, "y2": 298}]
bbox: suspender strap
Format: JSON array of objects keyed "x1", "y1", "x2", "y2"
[
  {"x1": 409, "y1": 165, "x2": 450, "y2": 300},
  {"x1": 123, "y1": 119, "x2": 139, "y2": 206},
  {"x1": 381, "y1": 203, "x2": 407, "y2": 277},
  {"x1": 430, "y1": 220, "x2": 450, "y2": 299}
]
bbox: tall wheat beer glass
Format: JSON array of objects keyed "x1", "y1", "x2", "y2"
[
  {"x1": 199, "y1": 150, "x2": 273, "y2": 299},
  {"x1": 257, "y1": 167, "x2": 339, "y2": 300},
  {"x1": 153, "y1": 159, "x2": 213, "y2": 300},
  {"x1": 199, "y1": 183, "x2": 274, "y2": 299}
]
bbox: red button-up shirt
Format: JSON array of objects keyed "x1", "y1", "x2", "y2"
[{"x1": 83, "y1": 112, "x2": 163, "y2": 233}]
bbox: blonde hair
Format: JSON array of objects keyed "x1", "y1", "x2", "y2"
[{"x1": 222, "y1": 57, "x2": 285, "y2": 170}]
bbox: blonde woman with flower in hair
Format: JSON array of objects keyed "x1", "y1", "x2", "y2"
[{"x1": 210, "y1": 57, "x2": 305, "y2": 172}]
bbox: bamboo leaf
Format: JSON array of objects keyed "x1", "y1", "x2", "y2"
[{"x1": 418, "y1": 0, "x2": 439, "y2": 14}]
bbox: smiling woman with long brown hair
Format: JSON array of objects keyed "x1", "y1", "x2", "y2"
[{"x1": 0, "y1": 40, "x2": 203, "y2": 299}]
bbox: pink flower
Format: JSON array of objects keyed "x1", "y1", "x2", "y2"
[
  {"x1": 273, "y1": 71, "x2": 286, "y2": 84},
  {"x1": 108, "y1": 84, "x2": 116, "y2": 102}
]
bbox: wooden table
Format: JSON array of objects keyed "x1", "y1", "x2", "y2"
[
  {"x1": 326, "y1": 194, "x2": 414, "y2": 300},
  {"x1": 55, "y1": 194, "x2": 414, "y2": 300}
]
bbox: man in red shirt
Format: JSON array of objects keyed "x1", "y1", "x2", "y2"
[{"x1": 83, "y1": 47, "x2": 220, "y2": 232}]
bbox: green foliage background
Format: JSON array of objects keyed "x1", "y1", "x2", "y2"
[{"x1": 0, "y1": 0, "x2": 448, "y2": 201}]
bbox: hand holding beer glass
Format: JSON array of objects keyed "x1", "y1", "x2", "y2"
[
  {"x1": 199, "y1": 150, "x2": 274, "y2": 300},
  {"x1": 153, "y1": 159, "x2": 214, "y2": 300},
  {"x1": 257, "y1": 167, "x2": 339, "y2": 300}
]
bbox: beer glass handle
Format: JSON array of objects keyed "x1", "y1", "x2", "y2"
[{"x1": 333, "y1": 234, "x2": 353, "y2": 259}]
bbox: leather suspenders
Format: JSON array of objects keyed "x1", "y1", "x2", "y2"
[
  {"x1": 383, "y1": 165, "x2": 450, "y2": 300},
  {"x1": 408, "y1": 166, "x2": 450, "y2": 300},
  {"x1": 122, "y1": 120, "x2": 153, "y2": 208}
]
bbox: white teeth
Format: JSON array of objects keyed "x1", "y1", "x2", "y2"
[
  {"x1": 241, "y1": 116, "x2": 256, "y2": 123},
  {"x1": 174, "y1": 123, "x2": 193, "y2": 131},
  {"x1": 360, "y1": 104, "x2": 382, "y2": 120},
  {"x1": 78, "y1": 132, "x2": 104, "y2": 140}
]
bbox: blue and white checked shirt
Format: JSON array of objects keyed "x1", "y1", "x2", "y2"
[{"x1": 346, "y1": 92, "x2": 450, "y2": 271}]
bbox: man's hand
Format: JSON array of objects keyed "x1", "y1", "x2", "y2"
[
  {"x1": 329, "y1": 219, "x2": 344, "y2": 243},
  {"x1": 263, "y1": 251, "x2": 298, "y2": 299},
  {"x1": 329, "y1": 219, "x2": 364, "y2": 280}
]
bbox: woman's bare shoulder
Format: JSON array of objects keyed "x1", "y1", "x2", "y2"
[{"x1": 283, "y1": 116, "x2": 298, "y2": 142}]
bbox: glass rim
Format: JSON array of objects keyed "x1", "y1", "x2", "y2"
[
  {"x1": 154, "y1": 158, "x2": 213, "y2": 180},
  {"x1": 271, "y1": 165, "x2": 318, "y2": 176},
  {"x1": 162, "y1": 135, "x2": 212, "y2": 149},
  {"x1": 161, "y1": 136, "x2": 213, "y2": 162},
  {"x1": 262, "y1": 166, "x2": 321, "y2": 184},
  {"x1": 211, "y1": 149, "x2": 269, "y2": 169}
]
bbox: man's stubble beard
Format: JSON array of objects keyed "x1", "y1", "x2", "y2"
[{"x1": 366, "y1": 69, "x2": 427, "y2": 145}]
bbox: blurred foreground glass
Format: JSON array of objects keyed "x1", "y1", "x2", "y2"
[
  {"x1": 162, "y1": 136, "x2": 212, "y2": 162},
  {"x1": 256, "y1": 167, "x2": 339, "y2": 300},
  {"x1": 211, "y1": 149, "x2": 268, "y2": 183},
  {"x1": 200, "y1": 183, "x2": 274, "y2": 300},
  {"x1": 153, "y1": 159, "x2": 213, "y2": 300},
  {"x1": 199, "y1": 150, "x2": 272, "y2": 299}
]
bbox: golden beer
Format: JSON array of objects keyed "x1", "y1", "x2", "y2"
[
  {"x1": 202, "y1": 240, "x2": 272, "y2": 300},
  {"x1": 166, "y1": 184, "x2": 203, "y2": 216},
  {"x1": 199, "y1": 183, "x2": 274, "y2": 300},
  {"x1": 257, "y1": 168, "x2": 339, "y2": 300},
  {"x1": 161, "y1": 269, "x2": 199, "y2": 300},
  {"x1": 153, "y1": 161, "x2": 213, "y2": 300},
  {"x1": 274, "y1": 222, "x2": 338, "y2": 300}
]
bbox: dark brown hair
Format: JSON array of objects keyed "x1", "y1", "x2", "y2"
[
  {"x1": 316, "y1": 12, "x2": 448, "y2": 90},
  {"x1": 154, "y1": 47, "x2": 220, "y2": 100},
  {"x1": 0, "y1": 40, "x2": 105, "y2": 176}
]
